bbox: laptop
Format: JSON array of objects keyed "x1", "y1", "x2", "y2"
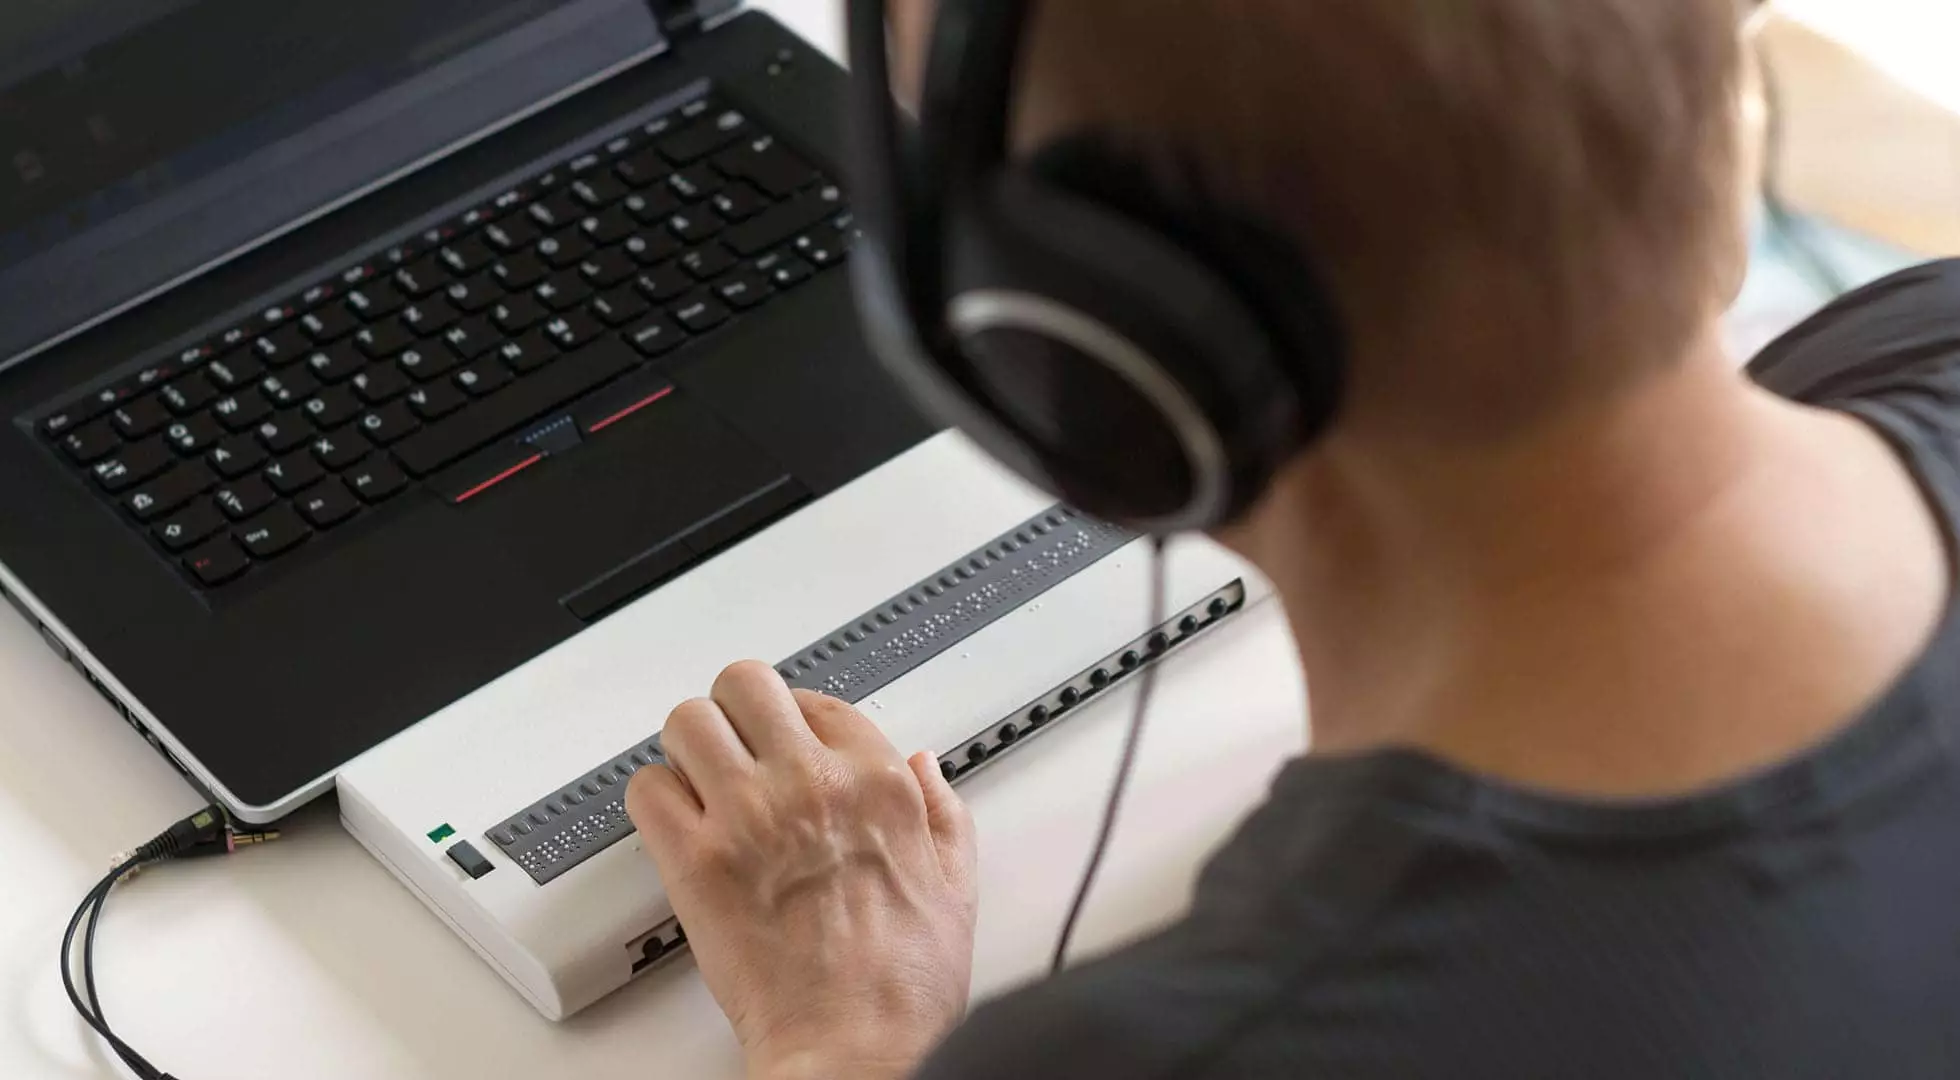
[
  {"x1": 0, "y1": 0, "x2": 1265, "y2": 1017},
  {"x1": 0, "y1": 0, "x2": 930, "y2": 821}
]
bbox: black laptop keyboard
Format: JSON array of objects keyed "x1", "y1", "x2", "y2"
[{"x1": 32, "y1": 95, "x2": 853, "y2": 591}]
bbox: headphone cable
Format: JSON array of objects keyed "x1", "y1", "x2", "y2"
[{"x1": 1052, "y1": 535, "x2": 1169, "y2": 974}]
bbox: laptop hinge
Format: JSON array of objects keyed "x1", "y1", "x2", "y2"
[{"x1": 654, "y1": 0, "x2": 740, "y2": 38}]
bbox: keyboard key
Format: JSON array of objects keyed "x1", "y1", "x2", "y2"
[
  {"x1": 345, "y1": 453, "x2": 409, "y2": 502},
  {"x1": 671, "y1": 292, "x2": 731, "y2": 334},
  {"x1": 714, "y1": 136, "x2": 820, "y2": 199},
  {"x1": 184, "y1": 538, "x2": 249, "y2": 586},
  {"x1": 491, "y1": 294, "x2": 547, "y2": 334},
  {"x1": 528, "y1": 191, "x2": 582, "y2": 230},
  {"x1": 305, "y1": 344, "x2": 365, "y2": 383},
  {"x1": 756, "y1": 250, "x2": 815, "y2": 289},
  {"x1": 614, "y1": 148, "x2": 671, "y2": 188},
  {"x1": 395, "y1": 337, "x2": 639, "y2": 476},
  {"x1": 300, "y1": 305, "x2": 358, "y2": 343},
  {"x1": 42, "y1": 406, "x2": 86, "y2": 439},
  {"x1": 130, "y1": 358, "x2": 186, "y2": 391},
  {"x1": 212, "y1": 390, "x2": 273, "y2": 431},
  {"x1": 351, "y1": 364, "x2": 411, "y2": 404},
  {"x1": 236, "y1": 504, "x2": 310, "y2": 559},
  {"x1": 714, "y1": 271, "x2": 774, "y2": 311},
  {"x1": 724, "y1": 185, "x2": 844, "y2": 256},
  {"x1": 577, "y1": 249, "x2": 638, "y2": 288},
  {"x1": 441, "y1": 317, "x2": 498, "y2": 360},
  {"x1": 491, "y1": 253, "x2": 548, "y2": 291},
  {"x1": 208, "y1": 436, "x2": 269, "y2": 479},
  {"x1": 399, "y1": 298, "x2": 462, "y2": 337},
  {"x1": 578, "y1": 208, "x2": 636, "y2": 246},
  {"x1": 542, "y1": 311, "x2": 603, "y2": 350},
  {"x1": 393, "y1": 256, "x2": 450, "y2": 296},
  {"x1": 155, "y1": 500, "x2": 224, "y2": 552},
  {"x1": 123, "y1": 461, "x2": 215, "y2": 521},
  {"x1": 590, "y1": 287, "x2": 651, "y2": 327},
  {"x1": 666, "y1": 166, "x2": 724, "y2": 203},
  {"x1": 260, "y1": 369, "x2": 320, "y2": 408},
  {"x1": 112, "y1": 401, "x2": 173, "y2": 448},
  {"x1": 213, "y1": 475, "x2": 276, "y2": 519},
  {"x1": 453, "y1": 362, "x2": 513, "y2": 398},
  {"x1": 534, "y1": 274, "x2": 594, "y2": 312},
  {"x1": 666, "y1": 210, "x2": 722, "y2": 244},
  {"x1": 680, "y1": 245, "x2": 736, "y2": 281},
  {"x1": 496, "y1": 332, "x2": 559, "y2": 374},
  {"x1": 626, "y1": 315, "x2": 684, "y2": 358},
  {"x1": 161, "y1": 375, "x2": 219, "y2": 415},
  {"x1": 660, "y1": 108, "x2": 749, "y2": 164},
  {"x1": 396, "y1": 344, "x2": 460, "y2": 382},
  {"x1": 255, "y1": 412, "x2": 315, "y2": 454},
  {"x1": 572, "y1": 173, "x2": 626, "y2": 209},
  {"x1": 252, "y1": 324, "x2": 310, "y2": 367},
  {"x1": 623, "y1": 187, "x2": 682, "y2": 225},
  {"x1": 442, "y1": 273, "x2": 502, "y2": 313},
  {"x1": 163, "y1": 414, "x2": 224, "y2": 454},
  {"x1": 61, "y1": 422, "x2": 121, "y2": 464},
  {"x1": 623, "y1": 229, "x2": 683, "y2": 266},
  {"x1": 536, "y1": 230, "x2": 593, "y2": 268},
  {"x1": 264, "y1": 449, "x2": 325, "y2": 495},
  {"x1": 483, "y1": 216, "x2": 539, "y2": 253},
  {"x1": 346, "y1": 282, "x2": 407, "y2": 320},
  {"x1": 438, "y1": 238, "x2": 496, "y2": 277},
  {"x1": 355, "y1": 402, "x2": 420, "y2": 446},
  {"x1": 309, "y1": 429, "x2": 370, "y2": 471},
  {"x1": 354, "y1": 320, "x2": 415, "y2": 359},
  {"x1": 406, "y1": 381, "x2": 467, "y2": 420},
  {"x1": 205, "y1": 354, "x2": 267, "y2": 391},
  {"x1": 794, "y1": 228, "x2": 845, "y2": 267},
  {"x1": 301, "y1": 386, "x2": 362, "y2": 430},
  {"x1": 711, "y1": 182, "x2": 768, "y2": 222},
  {"x1": 92, "y1": 437, "x2": 174, "y2": 492},
  {"x1": 635, "y1": 264, "x2": 694, "y2": 303},
  {"x1": 295, "y1": 481, "x2": 362, "y2": 529}
]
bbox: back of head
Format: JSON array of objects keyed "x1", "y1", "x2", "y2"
[{"x1": 1010, "y1": 0, "x2": 1751, "y2": 442}]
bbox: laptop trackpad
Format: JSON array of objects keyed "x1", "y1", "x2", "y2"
[{"x1": 462, "y1": 394, "x2": 797, "y2": 616}]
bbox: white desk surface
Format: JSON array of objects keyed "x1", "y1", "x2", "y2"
[{"x1": 0, "y1": 11, "x2": 1308, "y2": 1078}]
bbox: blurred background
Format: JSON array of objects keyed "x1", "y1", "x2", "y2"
[{"x1": 1730, "y1": 0, "x2": 1960, "y2": 356}]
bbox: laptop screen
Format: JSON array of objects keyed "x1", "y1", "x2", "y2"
[{"x1": 0, "y1": 0, "x2": 664, "y2": 371}]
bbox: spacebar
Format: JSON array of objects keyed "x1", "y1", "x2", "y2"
[{"x1": 395, "y1": 340, "x2": 641, "y2": 477}]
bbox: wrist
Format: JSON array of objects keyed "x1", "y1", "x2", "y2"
[{"x1": 750, "y1": 1045, "x2": 915, "y2": 1080}]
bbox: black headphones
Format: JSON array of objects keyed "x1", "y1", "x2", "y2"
[{"x1": 847, "y1": 0, "x2": 1350, "y2": 532}]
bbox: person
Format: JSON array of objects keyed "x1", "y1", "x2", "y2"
[{"x1": 624, "y1": 0, "x2": 1960, "y2": 1076}]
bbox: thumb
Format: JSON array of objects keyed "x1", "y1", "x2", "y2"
[{"x1": 909, "y1": 751, "x2": 977, "y2": 894}]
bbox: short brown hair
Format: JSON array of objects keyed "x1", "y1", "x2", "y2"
[{"x1": 1015, "y1": 0, "x2": 1750, "y2": 438}]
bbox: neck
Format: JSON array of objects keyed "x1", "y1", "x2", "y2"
[{"x1": 1240, "y1": 327, "x2": 1948, "y2": 797}]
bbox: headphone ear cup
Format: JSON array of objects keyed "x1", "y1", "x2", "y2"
[{"x1": 933, "y1": 142, "x2": 1331, "y2": 528}]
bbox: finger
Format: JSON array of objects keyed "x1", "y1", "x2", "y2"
[
  {"x1": 711, "y1": 661, "x2": 819, "y2": 762},
  {"x1": 909, "y1": 751, "x2": 978, "y2": 895},
  {"x1": 792, "y1": 689, "x2": 899, "y2": 759},
  {"x1": 660, "y1": 696, "x2": 753, "y2": 807},
  {"x1": 625, "y1": 763, "x2": 701, "y2": 867}
]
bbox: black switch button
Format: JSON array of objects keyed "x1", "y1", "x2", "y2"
[{"x1": 448, "y1": 840, "x2": 496, "y2": 880}]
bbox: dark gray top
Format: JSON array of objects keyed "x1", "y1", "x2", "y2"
[{"x1": 920, "y1": 260, "x2": 1960, "y2": 1079}]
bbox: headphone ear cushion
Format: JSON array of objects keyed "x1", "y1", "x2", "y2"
[{"x1": 1024, "y1": 135, "x2": 1347, "y2": 437}]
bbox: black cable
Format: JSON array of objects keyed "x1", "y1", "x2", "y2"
[
  {"x1": 60, "y1": 806, "x2": 280, "y2": 1080},
  {"x1": 1754, "y1": 32, "x2": 1851, "y2": 298},
  {"x1": 1052, "y1": 535, "x2": 1169, "y2": 974}
]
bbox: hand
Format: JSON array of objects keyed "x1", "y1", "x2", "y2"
[{"x1": 627, "y1": 662, "x2": 979, "y2": 1080}]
